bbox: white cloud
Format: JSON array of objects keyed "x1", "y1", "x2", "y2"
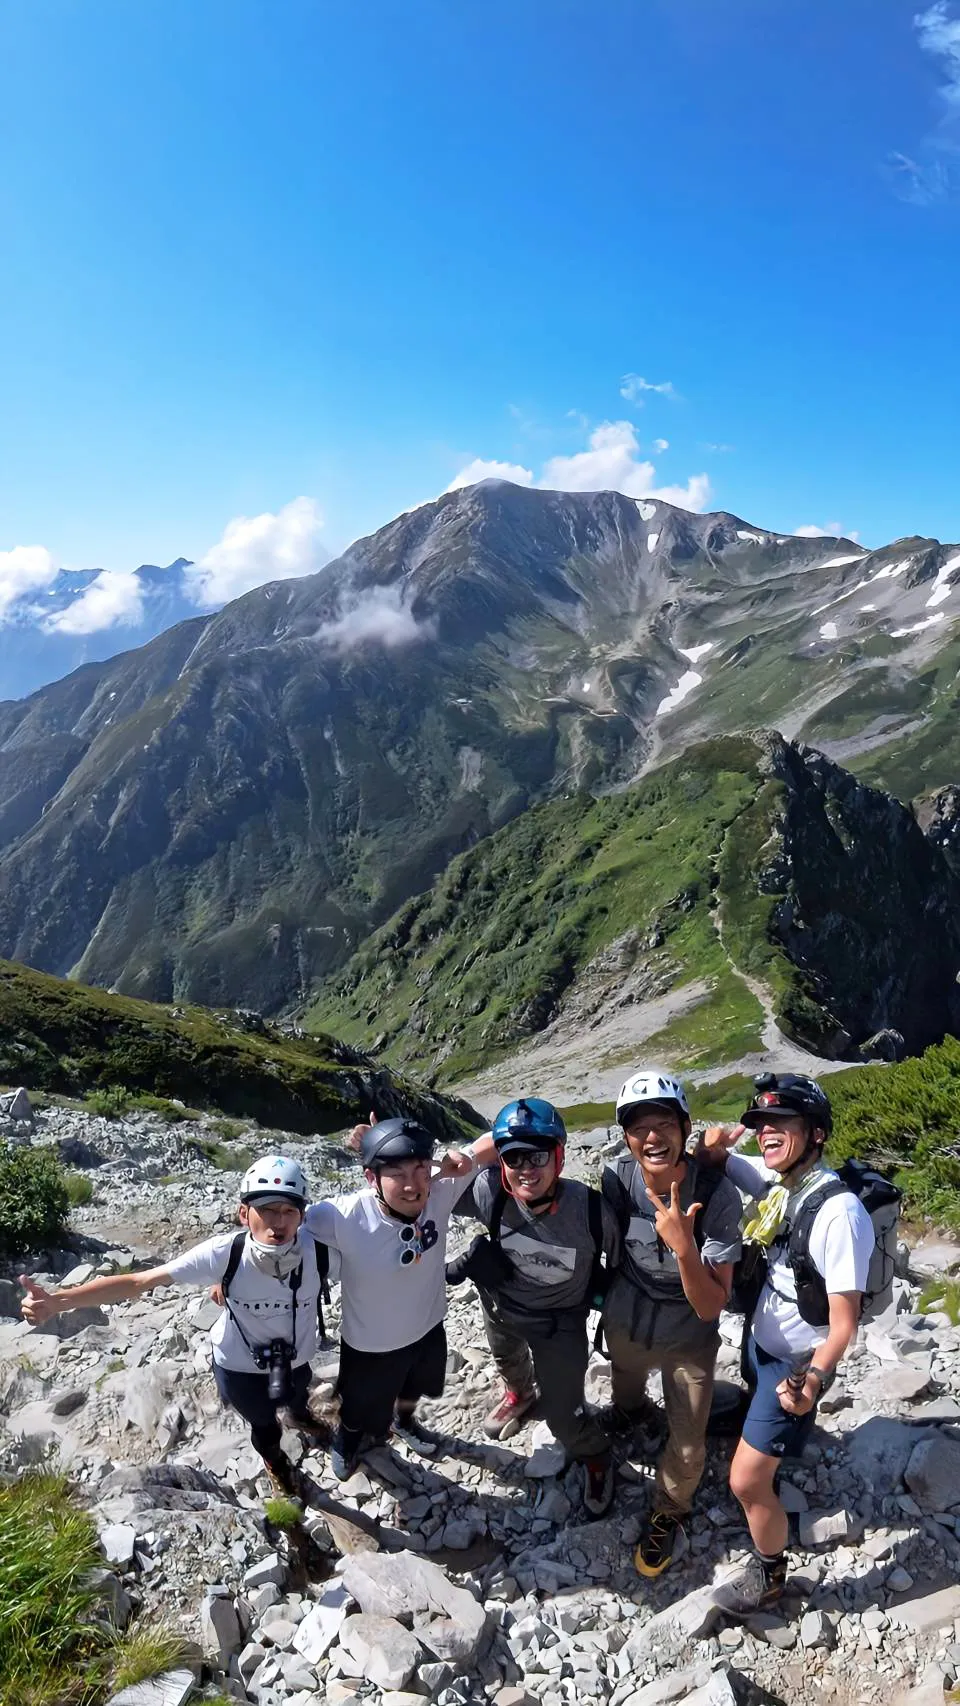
[
  {"x1": 44, "y1": 570, "x2": 144, "y2": 636},
  {"x1": 314, "y1": 584, "x2": 435, "y2": 651},
  {"x1": 446, "y1": 458, "x2": 534, "y2": 491},
  {"x1": 916, "y1": 3, "x2": 960, "y2": 108},
  {"x1": 795, "y1": 520, "x2": 861, "y2": 542},
  {"x1": 652, "y1": 438, "x2": 669, "y2": 454},
  {"x1": 0, "y1": 545, "x2": 60, "y2": 622},
  {"x1": 620, "y1": 374, "x2": 678, "y2": 403},
  {"x1": 539, "y1": 421, "x2": 711, "y2": 511},
  {"x1": 702, "y1": 441, "x2": 736, "y2": 454},
  {"x1": 185, "y1": 496, "x2": 327, "y2": 607}
]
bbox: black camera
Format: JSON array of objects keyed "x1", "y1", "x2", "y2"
[{"x1": 255, "y1": 1339, "x2": 295, "y2": 1406}]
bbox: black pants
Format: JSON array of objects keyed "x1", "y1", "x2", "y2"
[
  {"x1": 337, "y1": 1323, "x2": 447, "y2": 1455},
  {"x1": 213, "y1": 1360, "x2": 311, "y2": 1467}
]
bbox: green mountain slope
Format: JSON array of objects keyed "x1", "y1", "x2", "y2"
[
  {"x1": 306, "y1": 734, "x2": 960, "y2": 1082},
  {"x1": 2, "y1": 483, "x2": 959, "y2": 1013},
  {"x1": 0, "y1": 959, "x2": 480, "y2": 1139}
]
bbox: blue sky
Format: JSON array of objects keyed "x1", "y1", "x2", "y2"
[{"x1": 1, "y1": 0, "x2": 959, "y2": 626}]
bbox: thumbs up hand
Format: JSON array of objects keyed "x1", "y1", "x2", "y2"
[
  {"x1": 20, "y1": 1274, "x2": 59, "y2": 1327},
  {"x1": 348, "y1": 1111, "x2": 377, "y2": 1153}
]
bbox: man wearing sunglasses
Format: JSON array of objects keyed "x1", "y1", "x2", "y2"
[
  {"x1": 450, "y1": 1098, "x2": 620, "y2": 1518},
  {"x1": 304, "y1": 1116, "x2": 479, "y2": 1481}
]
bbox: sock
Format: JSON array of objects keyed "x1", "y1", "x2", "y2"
[{"x1": 757, "y1": 1549, "x2": 788, "y2": 1586}]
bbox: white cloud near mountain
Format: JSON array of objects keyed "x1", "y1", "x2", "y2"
[
  {"x1": 186, "y1": 496, "x2": 328, "y2": 607},
  {"x1": 0, "y1": 545, "x2": 60, "y2": 621},
  {"x1": 45, "y1": 570, "x2": 144, "y2": 636},
  {"x1": 447, "y1": 421, "x2": 711, "y2": 512},
  {"x1": 314, "y1": 584, "x2": 435, "y2": 651},
  {"x1": 446, "y1": 457, "x2": 534, "y2": 490},
  {"x1": 795, "y1": 520, "x2": 861, "y2": 542},
  {"x1": 619, "y1": 374, "x2": 678, "y2": 403}
]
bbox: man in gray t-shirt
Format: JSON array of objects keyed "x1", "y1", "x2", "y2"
[
  {"x1": 450, "y1": 1097, "x2": 620, "y2": 1518},
  {"x1": 601, "y1": 1067, "x2": 743, "y2": 1580}
]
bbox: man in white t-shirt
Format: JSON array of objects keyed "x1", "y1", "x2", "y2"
[
  {"x1": 304, "y1": 1116, "x2": 480, "y2": 1481},
  {"x1": 702, "y1": 1074, "x2": 874, "y2": 1615},
  {"x1": 21, "y1": 1155, "x2": 338, "y2": 1493}
]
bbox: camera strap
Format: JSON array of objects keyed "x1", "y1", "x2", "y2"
[{"x1": 220, "y1": 1230, "x2": 303, "y2": 1361}]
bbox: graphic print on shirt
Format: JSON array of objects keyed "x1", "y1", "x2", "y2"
[{"x1": 499, "y1": 1230, "x2": 578, "y2": 1286}]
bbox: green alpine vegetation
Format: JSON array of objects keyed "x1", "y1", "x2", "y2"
[
  {"x1": 0, "y1": 1471, "x2": 185, "y2": 1706},
  {"x1": 0, "y1": 958, "x2": 480, "y2": 1141},
  {"x1": 307, "y1": 733, "x2": 960, "y2": 1083}
]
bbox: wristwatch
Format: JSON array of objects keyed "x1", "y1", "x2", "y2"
[{"x1": 807, "y1": 1364, "x2": 835, "y2": 1394}]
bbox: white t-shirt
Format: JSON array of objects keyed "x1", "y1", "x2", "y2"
[
  {"x1": 304, "y1": 1165, "x2": 478, "y2": 1354},
  {"x1": 726, "y1": 1153, "x2": 875, "y2": 1359},
  {"x1": 164, "y1": 1228, "x2": 339, "y2": 1374}
]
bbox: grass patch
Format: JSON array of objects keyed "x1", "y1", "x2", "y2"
[
  {"x1": 208, "y1": 1116, "x2": 247, "y2": 1142},
  {"x1": 191, "y1": 1137, "x2": 254, "y2": 1173},
  {"x1": 84, "y1": 1085, "x2": 132, "y2": 1119},
  {"x1": 556, "y1": 1101, "x2": 616, "y2": 1130},
  {"x1": 0, "y1": 1471, "x2": 189, "y2": 1706},
  {"x1": 918, "y1": 1278, "x2": 960, "y2": 1325},
  {"x1": 64, "y1": 1172, "x2": 94, "y2": 1208},
  {"x1": 263, "y1": 1495, "x2": 302, "y2": 1529},
  {"x1": 108, "y1": 1625, "x2": 187, "y2": 1693},
  {"x1": 639, "y1": 971, "x2": 765, "y2": 1071}
]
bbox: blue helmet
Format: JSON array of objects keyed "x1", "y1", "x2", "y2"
[{"x1": 492, "y1": 1097, "x2": 566, "y2": 1152}]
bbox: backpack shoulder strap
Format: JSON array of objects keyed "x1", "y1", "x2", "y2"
[
  {"x1": 488, "y1": 1185, "x2": 508, "y2": 1245},
  {"x1": 220, "y1": 1230, "x2": 247, "y2": 1299},
  {"x1": 686, "y1": 1159, "x2": 723, "y2": 1252},
  {"x1": 787, "y1": 1177, "x2": 849, "y2": 1263}
]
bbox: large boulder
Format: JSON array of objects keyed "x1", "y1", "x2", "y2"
[
  {"x1": 341, "y1": 1551, "x2": 488, "y2": 1666},
  {"x1": 338, "y1": 1614, "x2": 422, "y2": 1691},
  {"x1": 904, "y1": 1432, "x2": 960, "y2": 1513}
]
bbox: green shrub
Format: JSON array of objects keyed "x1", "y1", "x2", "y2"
[
  {"x1": 107, "y1": 1625, "x2": 186, "y2": 1692},
  {"x1": 129, "y1": 1093, "x2": 194, "y2": 1123},
  {"x1": 918, "y1": 1278, "x2": 960, "y2": 1325},
  {"x1": 829, "y1": 1036, "x2": 960, "y2": 1229},
  {"x1": 191, "y1": 1137, "x2": 254, "y2": 1173},
  {"x1": 64, "y1": 1173, "x2": 93, "y2": 1208},
  {"x1": 263, "y1": 1495, "x2": 302, "y2": 1528},
  {"x1": 84, "y1": 1086, "x2": 132, "y2": 1119},
  {"x1": 0, "y1": 1144, "x2": 69, "y2": 1258}
]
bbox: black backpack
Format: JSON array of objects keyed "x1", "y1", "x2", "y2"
[
  {"x1": 220, "y1": 1229, "x2": 332, "y2": 1347},
  {"x1": 730, "y1": 1158, "x2": 902, "y2": 1327}
]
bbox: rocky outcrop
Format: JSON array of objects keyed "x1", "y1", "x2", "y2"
[{"x1": 745, "y1": 735, "x2": 960, "y2": 1055}]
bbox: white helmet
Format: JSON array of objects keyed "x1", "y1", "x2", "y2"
[
  {"x1": 239, "y1": 1155, "x2": 308, "y2": 1208},
  {"x1": 616, "y1": 1068, "x2": 690, "y2": 1127}
]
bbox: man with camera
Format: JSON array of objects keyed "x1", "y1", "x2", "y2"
[{"x1": 20, "y1": 1154, "x2": 336, "y2": 1494}]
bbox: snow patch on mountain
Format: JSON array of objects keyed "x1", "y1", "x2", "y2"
[
  {"x1": 656, "y1": 670, "x2": 702, "y2": 716},
  {"x1": 646, "y1": 531, "x2": 660, "y2": 552},
  {"x1": 926, "y1": 551, "x2": 960, "y2": 609},
  {"x1": 678, "y1": 643, "x2": 713, "y2": 664}
]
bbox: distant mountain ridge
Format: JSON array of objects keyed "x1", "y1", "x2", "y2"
[
  {"x1": 1, "y1": 480, "x2": 959, "y2": 1013},
  {"x1": 0, "y1": 558, "x2": 201, "y2": 700}
]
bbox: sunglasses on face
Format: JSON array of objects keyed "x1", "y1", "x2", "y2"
[{"x1": 501, "y1": 1148, "x2": 552, "y2": 1171}]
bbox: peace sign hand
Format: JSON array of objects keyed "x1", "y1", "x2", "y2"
[
  {"x1": 20, "y1": 1275, "x2": 59, "y2": 1327},
  {"x1": 645, "y1": 1182, "x2": 702, "y2": 1258}
]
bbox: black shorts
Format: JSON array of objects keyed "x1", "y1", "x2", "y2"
[
  {"x1": 742, "y1": 1337, "x2": 819, "y2": 1460},
  {"x1": 338, "y1": 1322, "x2": 447, "y2": 1439},
  {"x1": 213, "y1": 1360, "x2": 311, "y2": 1437}
]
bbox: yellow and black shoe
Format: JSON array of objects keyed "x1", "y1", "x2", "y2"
[{"x1": 634, "y1": 1509, "x2": 682, "y2": 1578}]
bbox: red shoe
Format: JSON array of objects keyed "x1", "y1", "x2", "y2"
[{"x1": 483, "y1": 1386, "x2": 537, "y2": 1440}]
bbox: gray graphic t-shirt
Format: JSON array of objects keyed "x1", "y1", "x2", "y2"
[{"x1": 456, "y1": 1167, "x2": 621, "y2": 1317}]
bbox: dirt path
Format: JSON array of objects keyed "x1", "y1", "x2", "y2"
[{"x1": 450, "y1": 979, "x2": 711, "y2": 1119}]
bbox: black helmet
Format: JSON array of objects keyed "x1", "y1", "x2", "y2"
[
  {"x1": 359, "y1": 1118, "x2": 435, "y2": 1170},
  {"x1": 741, "y1": 1072, "x2": 832, "y2": 1137}
]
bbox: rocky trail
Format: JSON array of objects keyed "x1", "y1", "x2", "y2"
[{"x1": 3, "y1": 1097, "x2": 960, "y2": 1706}]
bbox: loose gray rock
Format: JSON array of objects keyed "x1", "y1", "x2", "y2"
[
  {"x1": 105, "y1": 1673, "x2": 196, "y2": 1706},
  {"x1": 339, "y1": 1613, "x2": 422, "y2": 1691}
]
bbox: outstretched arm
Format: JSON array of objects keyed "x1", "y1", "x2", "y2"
[{"x1": 21, "y1": 1266, "x2": 172, "y2": 1327}]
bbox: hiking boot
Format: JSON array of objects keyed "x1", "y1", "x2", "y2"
[
  {"x1": 329, "y1": 1426, "x2": 360, "y2": 1483},
  {"x1": 392, "y1": 1411, "x2": 440, "y2": 1456},
  {"x1": 582, "y1": 1456, "x2": 615, "y2": 1518},
  {"x1": 483, "y1": 1386, "x2": 537, "y2": 1440},
  {"x1": 279, "y1": 1405, "x2": 333, "y2": 1446},
  {"x1": 634, "y1": 1509, "x2": 682, "y2": 1578},
  {"x1": 713, "y1": 1551, "x2": 788, "y2": 1616}
]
